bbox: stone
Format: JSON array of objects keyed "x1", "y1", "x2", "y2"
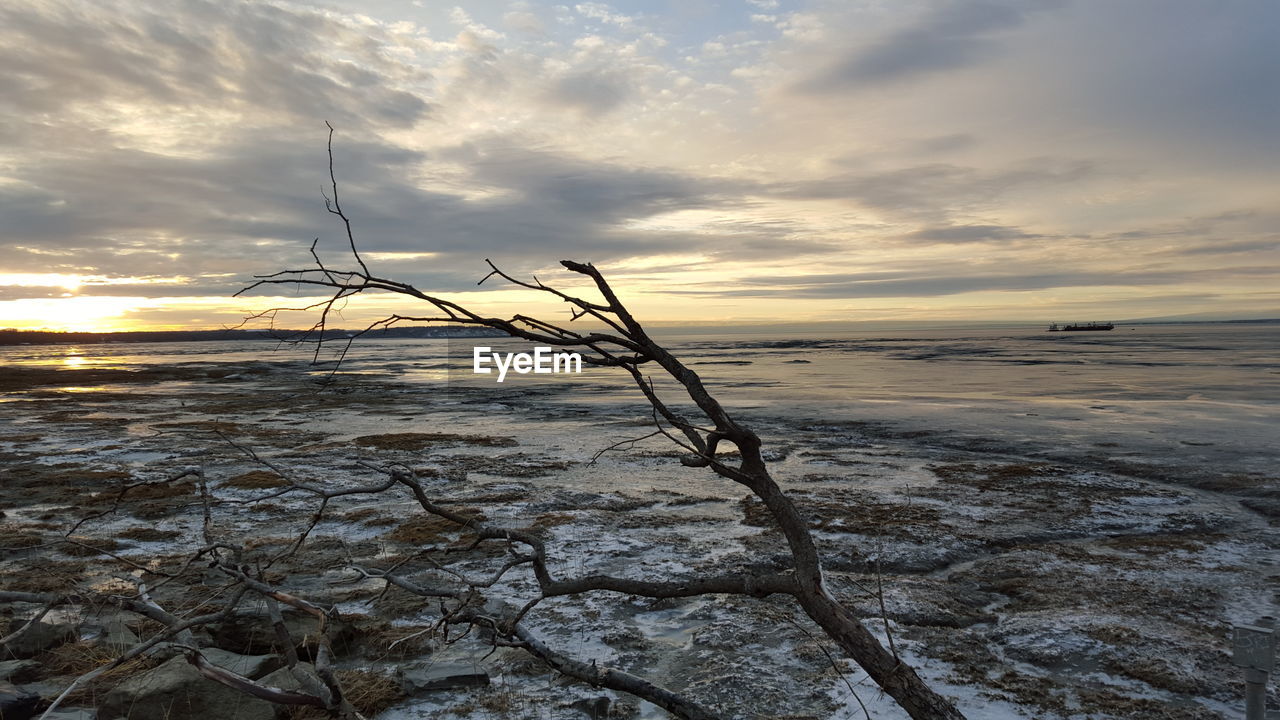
[
  {"x1": 0, "y1": 682, "x2": 40, "y2": 720},
  {"x1": 199, "y1": 648, "x2": 282, "y2": 680},
  {"x1": 0, "y1": 659, "x2": 41, "y2": 683},
  {"x1": 1, "y1": 621, "x2": 77, "y2": 659},
  {"x1": 257, "y1": 662, "x2": 314, "y2": 693},
  {"x1": 210, "y1": 613, "x2": 355, "y2": 657},
  {"x1": 570, "y1": 696, "x2": 612, "y2": 718},
  {"x1": 39, "y1": 710, "x2": 96, "y2": 720},
  {"x1": 396, "y1": 661, "x2": 490, "y2": 694},
  {"x1": 96, "y1": 655, "x2": 275, "y2": 720},
  {"x1": 84, "y1": 619, "x2": 140, "y2": 654}
]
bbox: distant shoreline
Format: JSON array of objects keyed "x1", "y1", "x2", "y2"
[{"x1": 0, "y1": 326, "x2": 508, "y2": 347}]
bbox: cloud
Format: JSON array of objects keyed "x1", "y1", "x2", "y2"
[
  {"x1": 668, "y1": 266, "x2": 1280, "y2": 300},
  {"x1": 1172, "y1": 238, "x2": 1280, "y2": 257},
  {"x1": 574, "y1": 3, "x2": 637, "y2": 29},
  {"x1": 1, "y1": 124, "x2": 771, "y2": 297},
  {"x1": 774, "y1": 159, "x2": 1094, "y2": 222},
  {"x1": 504, "y1": 7, "x2": 546, "y2": 35},
  {"x1": 797, "y1": 0, "x2": 1059, "y2": 93},
  {"x1": 901, "y1": 225, "x2": 1042, "y2": 244},
  {"x1": 543, "y1": 69, "x2": 634, "y2": 115},
  {"x1": 0, "y1": 0, "x2": 432, "y2": 128},
  {"x1": 0, "y1": 0, "x2": 1276, "y2": 326}
]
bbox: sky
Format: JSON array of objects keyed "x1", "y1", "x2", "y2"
[{"x1": 1, "y1": 0, "x2": 1278, "y2": 331}]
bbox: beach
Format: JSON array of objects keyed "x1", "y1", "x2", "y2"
[{"x1": 1, "y1": 323, "x2": 1277, "y2": 719}]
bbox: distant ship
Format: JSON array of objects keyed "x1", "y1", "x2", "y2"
[{"x1": 1048, "y1": 322, "x2": 1115, "y2": 332}]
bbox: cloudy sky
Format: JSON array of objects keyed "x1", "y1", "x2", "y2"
[{"x1": 1, "y1": 0, "x2": 1277, "y2": 331}]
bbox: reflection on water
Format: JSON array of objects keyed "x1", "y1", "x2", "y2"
[
  {"x1": 57, "y1": 346, "x2": 93, "y2": 368},
  {"x1": 1, "y1": 322, "x2": 1277, "y2": 476}
]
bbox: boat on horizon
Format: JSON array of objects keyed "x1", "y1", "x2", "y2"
[{"x1": 1048, "y1": 322, "x2": 1115, "y2": 332}]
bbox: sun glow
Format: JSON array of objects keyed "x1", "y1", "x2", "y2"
[
  {"x1": 0, "y1": 297, "x2": 151, "y2": 332},
  {"x1": 0, "y1": 273, "x2": 194, "y2": 295},
  {"x1": 0, "y1": 273, "x2": 85, "y2": 292}
]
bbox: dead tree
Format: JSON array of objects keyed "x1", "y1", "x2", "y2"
[
  {"x1": 230, "y1": 124, "x2": 967, "y2": 720},
  {"x1": 3, "y1": 125, "x2": 964, "y2": 720}
]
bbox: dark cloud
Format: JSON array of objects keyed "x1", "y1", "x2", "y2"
[
  {"x1": 543, "y1": 69, "x2": 633, "y2": 115},
  {"x1": 1102, "y1": 210, "x2": 1267, "y2": 242},
  {"x1": 1174, "y1": 238, "x2": 1280, "y2": 257},
  {"x1": 0, "y1": 0, "x2": 431, "y2": 128},
  {"x1": 797, "y1": 0, "x2": 1059, "y2": 92},
  {"x1": 1031, "y1": 1, "x2": 1280, "y2": 167},
  {"x1": 911, "y1": 134, "x2": 978, "y2": 155},
  {"x1": 2, "y1": 122, "x2": 768, "y2": 297},
  {"x1": 902, "y1": 225, "x2": 1041, "y2": 244},
  {"x1": 774, "y1": 159, "x2": 1093, "y2": 222},
  {"x1": 667, "y1": 266, "x2": 1279, "y2": 299}
]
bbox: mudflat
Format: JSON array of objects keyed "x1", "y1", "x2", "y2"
[{"x1": 1, "y1": 357, "x2": 1276, "y2": 719}]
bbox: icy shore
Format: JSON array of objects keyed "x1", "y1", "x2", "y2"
[{"x1": 1, "y1": 358, "x2": 1276, "y2": 719}]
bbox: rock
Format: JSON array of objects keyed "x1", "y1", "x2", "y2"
[
  {"x1": 2, "y1": 621, "x2": 76, "y2": 659},
  {"x1": 570, "y1": 696, "x2": 612, "y2": 718},
  {"x1": 1240, "y1": 496, "x2": 1280, "y2": 518},
  {"x1": 0, "y1": 659, "x2": 41, "y2": 683},
  {"x1": 602, "y1": 627, "x2": 649, "y2": 651},
  {"x1": 84, "y1": 619, "x2": 140, "y2": 654},
  {"x1": 39, "y1": 710, "x2": 96, "y2": 720},
  {"x1": 396, "y1": 661, "x2": 490, "y2": 694},
  {"x1": 96, "y1": 656, "x2": 275, "y2": 720},
  {"x1": 199, "y1": 648, "x2": 282, "y2": 680},
  {"x1": 0, "y1": 682, "x2": 40, "y2": 720},
  {"x1": 210, "y1": 613, "x2": 355, "y2": 657},
  {"x1": 12, "y1": 678, "x2": 74, "y2": 700},
  {"x1": 257, "y1": 662, "x2": 319, "y2": 692}
]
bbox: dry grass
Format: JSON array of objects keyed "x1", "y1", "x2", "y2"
[
  {"x1": 356, "y1": 622, "x2": 434, "y2": 659},
  {"x1": 0, "y1": 528, "x2": 45, "y2": 549},
  {"x1": 384, "y1": 510, "x2": 485, "y2": 545},
  {"x1": 243, "y1": 535, "x2": 295, "y2": 550},
  {"x1": 0, "y1": 558, "x2": 87, "y2": 593},
  {"x1": 223, "y1": 470, "x2": 289, "y2": 489},
  {"x1": 369, "y1": 585, "x2": 431, "y2": 620},
  {"x1": 344, "y1": 507, "x2": 396, "y2": 527},
  {"x1": 5, "y1": 463, "x2": 131, "y2": 491},
  {"x1": 929, "y1": 462, "x2": 1062, "y2": 491},
  {"x1": 59, "y1": 535, "x2": 123, "y2": 557},
  {"x1": 282, "y1": 669, "x2": 405, "y2": 718},
  {"x1": 0, "y1": 433, "x2": 43, "y2": 442},
  {"x1": 151, "y1": 420, "x2": 241, "y2": 433},
  {"x1": 384, "y1": 516, "x2": 453, "y2": 544},
  {"x1": 529, "y1": 512, "x2": 577, "y2": 530},
  {"x1": 1098, "y1": 533, "x2": 1217, "y2": 555},
  {"x1": 37, "y1": 641, "x2": 161, "y2": 706},
  {"x1": 115, "y1": 526, "x2": 183, "y2": 542},
  {"x1": 739, "y1": 493, "x2": 939, "y2": 536},
  {"x1": 86, "y1": 480, "x2": 195, "y2": 507},
  {"x1": 353, "y1": 432, "x2": 516, "y2": 451}
]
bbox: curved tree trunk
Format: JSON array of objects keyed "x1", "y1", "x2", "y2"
[
  {"x1": 751, "y1": 476, "x2": 966, "y2": 720},
  {"x1": 796, "y1": 589, "x2": 965, "y2": 720}
]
